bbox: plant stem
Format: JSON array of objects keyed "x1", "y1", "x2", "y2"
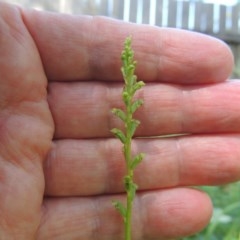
[
  {"x1": 111, "y1": 36, "x2": 145, "y2": 240},
  {"x1": 125, "y1": 105, "x2": 133, "y2": 240},
  {"x1": 125, "y1": 181, "x2": 133, "y2": 240}
]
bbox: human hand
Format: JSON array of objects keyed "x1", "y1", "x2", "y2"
[{"x1": 0, "y1": 2, "x2": 239, "y2": 239}]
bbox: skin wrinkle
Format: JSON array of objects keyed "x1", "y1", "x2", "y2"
[
  {"x1": 140, "y1": 192, "x2": 154, "y2": 239},
  {"x1": 161, "y1": 30, "x2": 232, "y2": 84},
  {"x1": 156, "y1": 32, "x2": 192, "y2": 83},
  {"x1": 194, "y1": 83, "x2": 239, "y2": 132},
  {"x1": 0, "y1": 5, "x2": 24, "y2": 50},
  {"x1": 106, "y1": 83, "x2": 116, "y2": 137},
  {"x1": 84, "y1": 83, "x2": 110, "y2": 135},
  {"x1": 151, "y1": 28, "x2": 164, "y2": 83},
  {"x1": 105, "y1": 82, "x2": 122, "y2": 139},
  {"x1": 90, "y1": 198, "x2": 102, "y2": 240},
  {"x1": 164, "y1": 140, "x2": 181, "y2": 186},
  {"x1": 174, "y1": 137, "x2": 185, "y2": 186},
  {"x1": 140, "y1": 191, "x2": 172, "y2": 239},
  {"x1": 37, "y1": 200, "x2": 48, "y2": 236},
  {"x1": 102, "y1": 139, "x2": 124, "y2": 193},
  {"x1": 179, "y1": 87, "x2": 188, "y2": 134},
  {"x1": 84, "y1": 82, "x2": 111, "y2": 137},
  {"x1": 4, "y1": 9, "x2": 48, "y2": 103},
  {"x1": 88, "y1": 16, "x2": 120, "y2": 81},
  {"x1": 43, "y1": 142, "x2": 56, "y2": 195},
  {"x1": 183, "y1": 83, "x2": 239, "y2": 133},
  {"x1": 141, "y1": 190, "x2": 211, "y2": 239},
  {"x1": 135, "y1": 139, "x2": 178, "y2": 189},
  {"x1": 133, "y1": 32, "x2": 162, "y2": 83},
  {"x1": 201, "y1": 137, "x2": 240, "y2": 180},
  {"x1": 141, "y1": 83, "x2": 183, "y2": 135},
  {"x1": 180, "y1": 135, "x2": 240, "y2": 184},
  {"x1": 94, "y1": 139, "x2": 110, "y2": 195},
  {"x1": 91, "y1": 144, "x2": 109, "y2": 195},
  {"x1": 46, "y1": 139, "x2": 113, "y2": 196}
]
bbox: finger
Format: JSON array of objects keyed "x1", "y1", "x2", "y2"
[
  {"x1": 44, "y1": 135, "x2": 240, "y2": 196},
  {"x1": 22, "y1": 10, "x2": 233, "y2": 83},
  {"x1": 48, "y1": 81, "x2": 240, "y2": 139},
  {"x1": 38, "y1": 188, "x2": 212, "y2": 240}
]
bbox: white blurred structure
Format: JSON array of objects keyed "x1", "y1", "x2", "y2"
[{"x1": 3, "y1": 0, "x2": 240, "y2": 41}]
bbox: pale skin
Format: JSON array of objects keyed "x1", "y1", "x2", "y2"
[{"x1": 0, "y1": 1, "x2": 240, "y2": 239}]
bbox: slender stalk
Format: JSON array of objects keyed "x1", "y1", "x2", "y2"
[
  {"x1": 111, "y1": 36, "x2": 145, "y2": 240},
  {"x1": 125, "y1": 182, "x2": 133, "y2": 240},
  {"x1": 125, "y1": 88, "x2": 134, "y2": 240}
]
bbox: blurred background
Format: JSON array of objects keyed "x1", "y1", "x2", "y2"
[{"x1": 2, "y1": 0, "x2": 240, "y2": 239}]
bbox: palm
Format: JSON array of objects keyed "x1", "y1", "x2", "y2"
[
  {"x1": 0, "y1": 3, "x2": 53, "y2": 239},
  {"x1": 1, "y1": 2, "x2": 240, "y2": 240}
]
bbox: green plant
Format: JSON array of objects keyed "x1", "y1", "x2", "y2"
[
  {"x1": 111, "y1": 36, "x2": 145, "y2": 240},
  {"x1": 183, "y1": 182, "x2": 240, "y2": 240}
]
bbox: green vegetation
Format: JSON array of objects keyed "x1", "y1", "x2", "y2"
[
  {"x1": 233, "y1": 62, "x2": 240, "y2": 78},
  {"x1": 183, "y1": 182, "x2": 240, "y2": 240},
  {"x1": 111, "y1": 36, "x2": 145, "y2": 240}
]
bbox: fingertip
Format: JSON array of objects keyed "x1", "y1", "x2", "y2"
[
  {"x1": 203, "y1": 35, "x2": 234, "y2": 83},
  {"x1": 154, "y1": 29, "x2": 234, "y2": 84},
  {"x1": 139, "y1": 188, "x2": 213, "y2": 239}
]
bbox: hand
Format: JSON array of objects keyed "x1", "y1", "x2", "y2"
[{"x1": 0, "y1": 2, "x2": 239, "y2": 239}]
